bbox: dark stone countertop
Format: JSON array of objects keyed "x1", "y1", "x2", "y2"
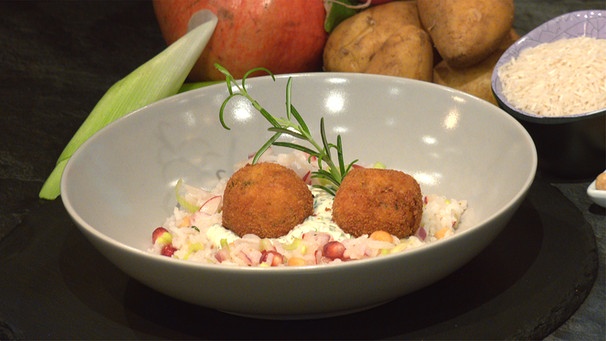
[{"x1": 0, "y1": 1, "x2": 604, "y2": 340}]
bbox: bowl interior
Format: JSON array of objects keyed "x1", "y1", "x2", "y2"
[
  {"x1": 63, "y1": 73, "x2": 536, "y2": 256},
  {"x1": 60, "y1": 74, "x2": 537, "y2": 317}
]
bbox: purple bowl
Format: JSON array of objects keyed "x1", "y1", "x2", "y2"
[{"x1": 492, "y1": 10, "x2": 606, "y2": 179}]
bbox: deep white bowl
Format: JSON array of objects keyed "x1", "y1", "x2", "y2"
[
  {"x1": 492, "y1": 10, "x2": 606, "y2": 178},
  {"x1": 61, "y1": 73, "x2": 537, "y2": 319}
]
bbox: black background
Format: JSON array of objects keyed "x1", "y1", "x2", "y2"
[{"x1": 1, "y1": 1, "x2": 604, "y2": 339}]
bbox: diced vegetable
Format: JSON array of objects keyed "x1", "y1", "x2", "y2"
[
  {"x1": 182, "y1": 242, "x2": 204, "y2": 260},
  {"x1": 369, "y1": 230, "x2": 392, "y2": 242},
  {"x1": 152, "y1": 227, "x2": 172, "y2": 245},
  {"x1": 287, "y1": 257, "x2": 307, "y2": 266},
  {"x1": 175, "y1": 179, "x2": 202, "y2": 213}
]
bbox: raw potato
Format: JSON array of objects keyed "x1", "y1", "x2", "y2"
[
  {"x1": 418, "y1": 0, "x2": 514, "y2": 68},
  {"x1": 433, "y1": 29, "x2": 519, "y2": 104},
  {"x1": 365, "y1": 25, "x2": 433, "y2": 81},
  {"x1": 496, "y1": 28, "x2": 520, "y2": 55},
  {"x1": 323, "y1": 1, "x2": 433, "y2": 81},
  {"x1": 433, "y1": 54, "x2": 499, "y2": 104}
]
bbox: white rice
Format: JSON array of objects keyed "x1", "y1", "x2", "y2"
[
  {"x1": 148, "y1": 150, "x2": 467, "y2": 267},
  {"x1": 497, "y1": 36, "x2": 606, "y2": 116}
]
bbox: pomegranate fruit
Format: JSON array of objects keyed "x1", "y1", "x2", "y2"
[{"x1": 153, "y1": 0, "x2": 327, "y2": 81}]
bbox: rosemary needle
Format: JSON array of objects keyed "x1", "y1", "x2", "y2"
[{"x1": 216, "y1": 64, "x2": 357, "y2": 196}]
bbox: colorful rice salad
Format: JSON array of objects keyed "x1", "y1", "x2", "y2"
[
  {"x1": 148, "y1": 149, "x2": 467, "y2": 267},
  {"x1": 148, "y1": 150, "x2": 467, "y2": 267}
]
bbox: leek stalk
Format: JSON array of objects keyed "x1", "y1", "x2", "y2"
[{"x1": 39, "y1": 10, "x2": 218, "y2": 200}]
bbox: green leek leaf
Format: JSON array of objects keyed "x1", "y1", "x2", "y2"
[
  {"x1": 178, "y1": 81, "x2": 221, "y2": 93},
  {"x1": 39, "y1": 10, "x2": 218, "y2": 200},
  {"x1": 324, "y1": 0, "x2": 360, "y2": 32}
]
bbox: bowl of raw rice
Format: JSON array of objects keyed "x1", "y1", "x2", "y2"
[
  {"x1": 61, "y1": 72, "x2": 536, "y2": 319},
  {"x1": 492, "y1": 10, "x2": 606, "y2": 179}
]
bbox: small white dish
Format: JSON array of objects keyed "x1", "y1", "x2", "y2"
[{"x1": 587, "y1": 172, "x2": 606, "y2": 208}]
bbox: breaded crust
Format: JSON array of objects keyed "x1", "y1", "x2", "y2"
[
  {"x1": 222, "y1": 162, "x2": 314, "y2": 238},
  {"x1": 332, "y1": 167, "x2": 423, "y2": 238}
]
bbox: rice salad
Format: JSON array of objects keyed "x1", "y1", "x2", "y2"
[{"x1": 149, "y1": 150, "x2": 467, "y2": 267}]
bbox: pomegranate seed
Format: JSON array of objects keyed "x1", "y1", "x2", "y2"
[
  {"x1": 260, "y1": 250, "x2": 284, "y2": 266},
  {"x1": 161, "y1": 244, "x2": 177, "y2": 257},
  {"x1": 152, "y1": 227, "x2": 170, "y2": 243},
  {"x1": 323, "y1": 241, "x2": 346, "y2": 260}
]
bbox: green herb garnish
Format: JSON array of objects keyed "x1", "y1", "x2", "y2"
[{"x1": 216, "y1": 64, "x2": 357, "y2": 196}]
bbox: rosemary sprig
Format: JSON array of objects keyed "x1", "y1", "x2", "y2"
[{"x1": 215, "y1": 64, "x2": 357, "y2": 196}]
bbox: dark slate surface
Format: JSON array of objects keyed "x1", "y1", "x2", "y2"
[{"x1": 1, "y1": 1, "x2": 604, "y2": 339}]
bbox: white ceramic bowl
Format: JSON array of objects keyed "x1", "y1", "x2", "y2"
[
  {"x1": 61, "y1": 73, "x2": 537, "y2": 319},
  {"x1": 587, "y1": 172, "x2": 606, "y2": 208},
  {"x1": 491, "y1": 10, "x2": 606, "y2": 178}
]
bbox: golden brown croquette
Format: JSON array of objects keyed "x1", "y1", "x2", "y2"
[
  {"x1": 332, "y1": 167, "x2": 423, "y2": 238},
  {"x1": 222, "y1": 162, "x2": 314, "y2": 238}
]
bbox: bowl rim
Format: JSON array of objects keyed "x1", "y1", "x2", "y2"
[
  {"x1": 491, "y1": 9, "x2": 606, "y2": 123},
  {"x1": 61, "y1": 72, "x2": 538, "y2": 274}
]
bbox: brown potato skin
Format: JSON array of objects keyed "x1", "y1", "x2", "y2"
[
  {"x1": 332, "y1": 168, "x2": 423, "y2": 238},
  {"x1": 323, "y1": 1, "x2": 433, "y2": 81},
  {"x1": 222, "y1": 163, "x2": 313, "y2": 238},
  {"x1": 433, "y1": 29, "x2": 519, "y2": 105},
  {"x1": 418, "y1": 0, "x2": 514, "y2": 68},
  {"x1": 365, "y1": 25, "x2": 433, "y2": 81}
]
